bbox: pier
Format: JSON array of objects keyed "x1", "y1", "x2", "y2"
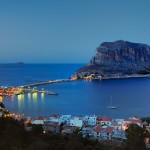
[{"x1": 19, "y1": 79, "x2": 71, "y2": 88}]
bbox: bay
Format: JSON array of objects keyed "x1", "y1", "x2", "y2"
[{"x1": 0, "y1": 64, "x2": 150, "y2": 118}]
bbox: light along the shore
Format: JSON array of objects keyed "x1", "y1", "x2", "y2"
[{"x1": 19, "y1": 79, "x2": 72, "y2": 88}]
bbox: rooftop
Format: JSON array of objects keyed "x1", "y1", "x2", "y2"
[{"x1": 97, "y1": 115, "x2": 112, "y2": 122}]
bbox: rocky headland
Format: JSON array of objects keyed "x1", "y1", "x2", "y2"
[{"x1": 72, "y1": 40, "x2": 150, "y2": 79}]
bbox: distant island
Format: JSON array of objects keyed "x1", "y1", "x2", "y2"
[
  {"x1": 0, "y1": 62, "x2": 24, "y2": 66},
  {"x1": 72, "y1": 40, "x2": 150, "y2": 79}
]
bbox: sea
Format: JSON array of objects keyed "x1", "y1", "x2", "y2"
[{"x1": 0, "y1": 64, "x2": 150, "y2": 119}]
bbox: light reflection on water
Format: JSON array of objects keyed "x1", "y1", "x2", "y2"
[
  {"x1": 28, "y1": 93, "x2": 31, "y2": 100},
  {"x1": 18, "y1": 94, "x2": 24, "y2": 112},
  {"x1": 13, "y1": 92, "x2": 46, "y2": 116},
  {"x1": 41, "y1": 93, "x2": 44, "y2": 100},
  {"x1": 32, "y1": 93, "x2": 37, "y2": 100}
]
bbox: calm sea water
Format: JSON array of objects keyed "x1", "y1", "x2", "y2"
[{"x1": 0, "y1": 64, "x2": 150, "y2": 118}]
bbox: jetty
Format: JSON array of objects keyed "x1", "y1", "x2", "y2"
[{"x1": 19, "y1": 79, "x2": 71, "y2": 88}]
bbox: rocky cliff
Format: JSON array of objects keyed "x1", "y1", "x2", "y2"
[{"x1": 72, "y1": 40, "x2": 150, "y2": 79}]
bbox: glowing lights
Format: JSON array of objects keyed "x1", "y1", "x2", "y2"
[
  {"x1": 43, "y1": 131, "x2": 46, "y2": 134},
  {"x1": 0, "y1": 96, "x2": 2, "y2": 102},
  {"x1": 5, "y1": 113, "x2": 24, "y2": 118},
  {"x1": 0, "y1": 87, "x2": 20, "y2": 97},
  {"x1": 18, "y1": 94, "x2": 24, "y2": 101}
]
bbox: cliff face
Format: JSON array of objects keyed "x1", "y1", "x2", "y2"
[{"x1": 73, "y1": 40, "x2": 150, "y2": 79}]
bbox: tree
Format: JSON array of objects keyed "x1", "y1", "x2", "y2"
[
  {"x1": 0, "y1": 102, "x2": 5, "y2": 109},
  {"x1": 31, "y1": 124, "x2": 43, "y2": 134},
  {"x1": 125, "y1": 124, "x2": 146, "y2": 150}
]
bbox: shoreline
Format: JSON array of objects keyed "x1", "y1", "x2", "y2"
[
  {"x1": 101, "y1": 74, "x2": 150, "y2": 80},
  {"x1": 79, "y1": 74, "x2": 150, "y2": 81}
]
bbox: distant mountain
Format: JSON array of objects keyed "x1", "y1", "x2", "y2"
[
  {"x1": 72, "y1": 40, "x2": 150, "y2": 79},
  {"x1": 0, "y1": 62, "x2": 24, "y2": 66}
]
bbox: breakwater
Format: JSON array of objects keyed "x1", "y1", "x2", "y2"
[{"x1": 19, "y1": 79, "x2": 71, "y2": 88}]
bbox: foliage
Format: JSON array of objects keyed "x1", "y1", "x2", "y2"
[
  {"x1": 3, "y1": 109, "x2": 10, "y2": 115},
  {"x1": 0, "y1": 117, "x2": 126, "y2": 150},
  {"x1": 31, "y1": 124, "x2": 43, "y2": 134},
  {"x1": 0, "y1": 102, "x2": 5, "y2": 108},
  {"x1": 142, "y1": 117, "x2": 150, "y2": 124},
  {"x1": 125, "y1": 124, "x2": 146, "y2": 150}
]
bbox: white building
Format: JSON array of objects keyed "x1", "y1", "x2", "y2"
[
  {"x1": 31, "y1": 116, "x2": 47, "y2": 125},
  {"x1": 49, "y1": 114, "x2": 59, "y2": 123},
  {"x1": 31, "y1": 120, "x2": 45, "y2": 125},
  {"x1": 111, "y1": 119, "x2": 124, "y2": 130},
  {"x1": 84, "y1": 115, "x2": 97, "y2": 126},
  {"x1": 70, "y1": 117, "x2": 83, "y2": 127},
  {"x1": 59, "y1": 115, "x2": 72, "y2": 125}
]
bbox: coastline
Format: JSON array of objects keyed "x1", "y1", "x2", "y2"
[
  {"x1": 80, "y1": 74, "x2": 150, "y2": 81},
  {"x1": 19, "y1": 74, "x2": 150, "y2": 88},
  {"x1": 100, "y1": 74, "x2": 150, "y2": 80}
]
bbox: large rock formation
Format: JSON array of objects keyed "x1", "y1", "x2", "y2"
[{"x1": 73, "y1": 40, "x2": 150, "y2": 79}]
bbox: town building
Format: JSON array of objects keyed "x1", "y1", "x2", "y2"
[
  {"x1": 84, "y1": 115, "x2": 97, "y2": 126},
  {"x1": 96, "y1": 115, "x2": 112, "y2": 126},
  {"x1": 70, "y1": 117, "x2": 83, "y2": 127},
  {"x1": 122, "y1": 116, "x2": 143, "y2": 130}
]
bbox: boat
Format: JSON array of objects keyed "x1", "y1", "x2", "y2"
[
  {"x1": 108, "y1": 105, "x2": 117, "y2": 109},
  {"x1": 15, "y1": 92, "x2": 24, "y2": 95},
  {"x1": 47, "y1": 91, "x2": 58, "y2": 95},
  {"x1": 107, "y1": 97, "x2": 117, "y2": 109}
]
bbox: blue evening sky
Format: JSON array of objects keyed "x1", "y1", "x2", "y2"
[{"x1": 0, "y1": 0, "x2": 150, "y2": 63}]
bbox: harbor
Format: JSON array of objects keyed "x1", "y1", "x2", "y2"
[
  {"x1": 1, "y1": 64, "x2": 150, "y2": 119},
  {"x1": 0, "y1": 78, "x2": 75, "y2": 97},
  {"x1": 0, "y1": 86, "x2": 59, "y2": 98}
]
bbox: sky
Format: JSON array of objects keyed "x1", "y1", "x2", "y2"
[{"x1": 0, "y1": 0, "x2": 150, "y2": 63}]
